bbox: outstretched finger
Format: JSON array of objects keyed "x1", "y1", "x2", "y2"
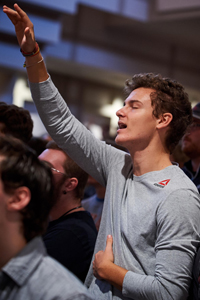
[
  {"x1": 3, "y1": 5, "x2": 21, "y2": 25},
  {"x1": 13, "y1": 3, "x2": 28, "y2": 20}
]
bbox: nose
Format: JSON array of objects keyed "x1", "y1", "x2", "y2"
[{"x1": 116, "y1": 106, "x2": 125, "y2": 117}]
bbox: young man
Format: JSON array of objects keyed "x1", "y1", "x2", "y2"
[
  {"x1": 182, "y1": 102, "x2": 200, "y2": 192},
  {"x1": 0, "y1": 136, "x2": 93, "y2": 300},
  {"x1": 3, "y1": 4, "x2": 200, "y2": 300},
  {"x1": 39, "y1": 141, "x2": 97, "y2": 282}
]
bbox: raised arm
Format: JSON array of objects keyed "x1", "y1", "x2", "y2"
[
  {"x1": 3, "y1": 3, "x2": 126, "y2": 186},
  {"x1": 3, "y1": 3, "x2": 48, "y2": 83}
]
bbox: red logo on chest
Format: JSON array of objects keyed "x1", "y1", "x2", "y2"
[
  {"x1": 158, "y1": 179, "x2": 170, "y2": 186},
  {"x1": 154, "y1": 179, "x2": 171, "y2": 188}
]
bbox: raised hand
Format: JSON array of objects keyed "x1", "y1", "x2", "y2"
[{"x1": 3, "y1": 3, "x2": 35, "y2": 52}]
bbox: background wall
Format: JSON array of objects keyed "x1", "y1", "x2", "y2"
[{"x1": 0, "y1": 0, "x2": 200, "y2": 138}]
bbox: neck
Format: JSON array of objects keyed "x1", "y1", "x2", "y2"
[
  {"x1": 129, "y1": 145, "x2": 172, "y2": 176},
  {"x1": 50, "y1": 196, "x2": 84, "y2": 221},
  {"x1": 191, "y1": 157, "x2": 200, "y2": 173},
  {"x1": 0, "y1": 225, "x2": 26, "y2": 269},
  {"x1": 60, "y1": 205, "x2": 83, "y2": 218}
]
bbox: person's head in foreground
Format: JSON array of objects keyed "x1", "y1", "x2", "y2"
[
  {"x1": 0, "y1": 136, "x2": 93, "y2": 300},
  {"x1": 0, "y1": 135, "x2": 54, "y2": 250}
]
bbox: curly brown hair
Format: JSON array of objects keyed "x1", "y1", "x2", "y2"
[
  {"x1": 0, "y1": 102, "x2": 33, "y2": 144},
  {"x1": 124, "y1": 73, "x2": 192, "y2": 153}
]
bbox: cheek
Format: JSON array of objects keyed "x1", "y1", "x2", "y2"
[
  {"x1": 189, "y1": 132, "x2": 199, "y2": 142},
  {"x1": 52, "y1": 175, "x2": 60, "y2": 186},
  {"x1": 194, "y1": 135, "x2": 200, "y2": 146}
]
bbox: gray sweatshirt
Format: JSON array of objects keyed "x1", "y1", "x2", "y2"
[{"x1": 30, "y1": 77, "x2": 200, "y2": 300}]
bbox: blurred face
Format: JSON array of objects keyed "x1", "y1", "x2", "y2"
[
  {"x1": 0, "y1": 178, "x2": 9, "y2": 227},
  {"x1": 0, "y1": 157, "x2": 13, "y2": 228},
  {"x1": 0, "y1": 123, "x2": 6, "y2": 135},
  {"x1": 39, "y1": 149, "x2": 67, "y2": 190},
  {"x1": 182, "y1": 118, "x2": 200, "y2": 158},
  {"x1": 115, "y1": 87, "x2": 158, "y2": 151}
]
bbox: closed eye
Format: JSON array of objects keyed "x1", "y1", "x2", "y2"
[{"x1": 124, "y1": 99, "x2": 141, "y2": 108}]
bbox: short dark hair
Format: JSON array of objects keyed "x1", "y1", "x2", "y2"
[
  {"x1": 0, "y1": 102, "x2": 33, "y2": 143},
  {"x1": 125, "y1": 73, "x2": 192, "y2": 153},
  {"x1": 46, "y1": 141, "x2": 88, "y2": 200},
  {"x1": 28, "y1": 136, "x2": 48, "y2": 156},
  {"x1": 0, "y1": 136, "x2": 55, "y2": 242}
]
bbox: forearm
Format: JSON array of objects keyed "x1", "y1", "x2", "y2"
[
  {"x1": 29, "y1": 77, "x2": 113, "y2": 186},
  {"x1": 25, "y1": 52, "x2": 49, "y2": 83},
  {"x1": 99, "y1": 263, "x2": 190, "y2": 300},
  {"x1": 97, "y1": 261, "x2": 128, "y2": 291}
]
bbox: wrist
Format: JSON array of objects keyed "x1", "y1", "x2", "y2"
[
  {"x1": 23, "y1": 52, "x2": 44, "y2": 69},
  {"x1": 20, "y1": 42, "x2": 39, "y2": 57},
  {"x1": 98, "y1": 261, "x2": 114, "y2": 280},
  {"x1": 103, "y1": 263, "x2": 128, "y2": 291}
]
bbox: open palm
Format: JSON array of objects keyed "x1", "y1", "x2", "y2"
[{"x1": 3, "y1": 4, "x2": 35, "y2": 52}]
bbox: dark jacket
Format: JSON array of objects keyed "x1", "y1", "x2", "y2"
[{"x1": 182, "y1": 160, "x2": 200, "y2": 193}]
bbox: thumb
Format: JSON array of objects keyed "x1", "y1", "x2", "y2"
[
  {"x1": 23, "y1": 27, "x2": 36, "y2": 51},
  {"x1": 105, "y1": 234, "x2": 113, "y2": 251},
  {"x1": 24, "y1": 27, "x2": 35, "y2": 41}
]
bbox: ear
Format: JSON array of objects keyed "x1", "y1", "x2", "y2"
[
  {"x1": 7, "y1": 186, "x2": 31, "y2": 212},
  {"x1": 156, "y1": 113, "x2": 173, "y2": 129},
  {"x1": 64, "y1": 177, "x2": 78, "y2": 193}
]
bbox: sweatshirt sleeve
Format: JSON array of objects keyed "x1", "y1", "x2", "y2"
[
  {"x1": 29, "y1": 76, "x2": 125, "y2": 186},
  {"x1": 122, "y1": 188, "x2": 200, "y2": 300}
]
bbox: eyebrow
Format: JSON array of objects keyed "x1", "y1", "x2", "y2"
[
  {"x1": 42, "y1": 161, "x2": 54, "y2": 168},
  {"x1": 123, "y1": 99, "x2": 142, "y2": 106}
]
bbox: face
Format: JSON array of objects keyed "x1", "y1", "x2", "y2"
[
  {"x1": 0, "y1": 158, "x2": 13, "y2": 227},
  {"x1": 0, "y1": 180, "x2": 8, "y2": 223},
  {"x1": 0, "y1": 122, "x2": 5, "y2": 136},
  {"x1": 39, "y1": 149, "x2": 67, "y2": 189},
  {"x1": 115, "y1": 87, "x2": 158, "y2": 151},
  {"x1": 0, "y1": 123, "x2": 6, "y2": 136},
  {"x1": 181, "y1": 118, "x2": 200, "y2": 158}
]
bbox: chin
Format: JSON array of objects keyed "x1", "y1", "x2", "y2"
[
  {"x1": 181, "y1": 144, "x2": 190, "y2": 153},
  {"x1": 115, "y1": 135, "x2": 121, "y2": 144},
  {"x1": 115, "y1": 136, "x2": 126, "y2": 147}
]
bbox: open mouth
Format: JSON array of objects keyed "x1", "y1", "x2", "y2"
[{"x1": 118, "y1": 122, "x2": 127, "y2": 130}]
